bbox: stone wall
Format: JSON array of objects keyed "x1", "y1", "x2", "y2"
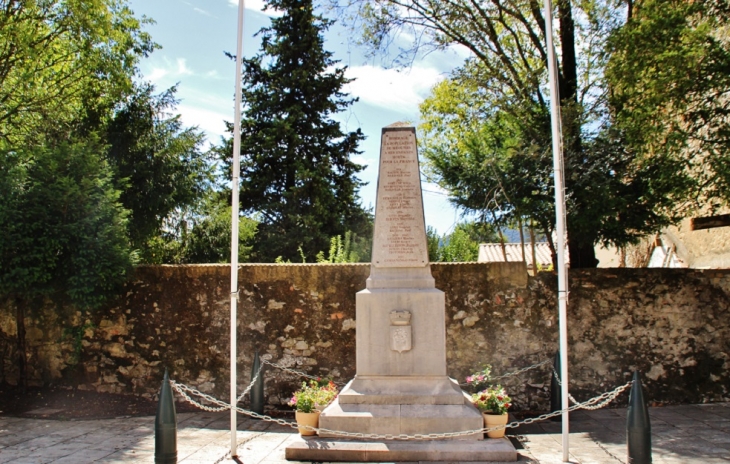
[{"x1": 1, "y1": 264, "x2": 729, "y2": 411}]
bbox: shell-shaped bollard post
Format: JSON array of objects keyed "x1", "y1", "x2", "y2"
[
  {"x1": 550, "y1": 350, "x2": 561, "y2": 421},
  {"x1": 155, "y1": 369, "x2": 178, "y2": 464},
  {"x1": 627, "y1": 371, "x2": 652, "y2": 464},
  {"x1": 250, "y1": 349, "x2": 265, "y2": 415}
]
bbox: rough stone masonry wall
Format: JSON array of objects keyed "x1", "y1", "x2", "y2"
[{"x1": 1, "y1": 264, "x2": 729, "y2": 412}]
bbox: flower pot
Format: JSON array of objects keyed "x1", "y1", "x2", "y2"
[
  {"x1": 295, "y1": 410, "x2": 321, "y2": 436},
  {"x1": 483, "y1": 412, "x2": 509, "y2": 438}
]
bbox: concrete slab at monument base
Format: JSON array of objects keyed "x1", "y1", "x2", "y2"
[{"x1": 285, "y1": 436, "x2": 518, "y2": 462}]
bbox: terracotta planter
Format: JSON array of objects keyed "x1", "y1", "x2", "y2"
[
  {"x1": 483, "y1": 412, "x2": 509, "y2": 438},
  {"x1": 295, "y1": 410, "x2": 321, "y2": 436}
]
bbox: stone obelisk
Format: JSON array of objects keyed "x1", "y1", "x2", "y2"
[{"x1": 319, "y1": 123, "x2": 483, "y2": 437}]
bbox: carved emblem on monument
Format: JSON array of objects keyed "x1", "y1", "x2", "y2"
[{"x1": 389, "y1": 310, "x2": 412, "y2": 353}]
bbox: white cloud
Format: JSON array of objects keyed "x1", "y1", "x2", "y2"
[
  {"x1": 227, "y1": 0, "x2": 284, "y2": 17},
  {"x1": 176, "y1": 58, "x2": 193, "y2": 75},
  {"x1": 177, "y1": 104, "x2": 231, "y2": 142},
  {"x1": 144, "y1": 57, "x2": 195, "y2": 87},
  {"x1": 147, "y1": 67, "x2": 169, "y2": 83},
  {"x1": 193, "y1": 7, "x2": 216, "y2": 17},
  {"x1": 343, "y1": 65, "x2": 444, "y2": 113},
  {"x1": 350, "y1": 154, "x2": 372, "y2": 167}
]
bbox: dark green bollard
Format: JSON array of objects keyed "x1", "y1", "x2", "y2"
[
  {"x1": 550, "y1": 351, "x2": 561, "y2": 420},
  {"x1": 627, "y1": 371, "x2": 652, "y2": 464},
  {"x1": 155, "y1": 369, "x2": 177, "y2": 464},
  {"x1": 250, "y1": 350, "x2": 264, "y2": 414}
]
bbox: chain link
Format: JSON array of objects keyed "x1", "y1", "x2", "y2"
[
  {"x1": 236, "y1": 362, "x2": 264, "y2": 404},
  {"x1": 493, "y1": 359, "x2": 552, "y2": 381},
  {"x1": 551, "y1": 366, "x2": 580, "y2": 405}
]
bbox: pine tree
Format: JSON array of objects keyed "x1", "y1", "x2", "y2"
[{"x1": 229, "y1": 0, "x2": 369, "y2": 262}]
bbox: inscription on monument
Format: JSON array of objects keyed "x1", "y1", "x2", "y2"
[{"x1": 372, "y1": 128, "x2": 429, "y2": 267}]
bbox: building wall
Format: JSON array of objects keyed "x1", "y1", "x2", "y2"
[{"x1": 1, "y1": 264, "x2": 729, "y2": 411}]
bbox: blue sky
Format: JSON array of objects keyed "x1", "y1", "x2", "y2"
[{"x1": 127, "y1": 0, "x2": 470, "y2": 235}]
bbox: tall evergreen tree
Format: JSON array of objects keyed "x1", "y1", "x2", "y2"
[
  {"x1": 225, "y1": 0, "x2": 370, "y2": 262},
  {"x1": 105, "y1": 82, "x2": 213, "y2": 260}
]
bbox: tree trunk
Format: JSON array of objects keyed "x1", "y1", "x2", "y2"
[
  {"x1": 529, "y1": 220, "x2": 538, "y2": 274},
  {"x1": 557, "y1": 0, "x2": 598, "y2": 268},
  {"x1": 568, "y1": 241, "x2": 598, "y2": 268},
  {"x1": 498, "y1": 229, "x2": 508, "y2": 261},
  {"x1": 518, "y1": 217, "x2": 526, "y2": 267},
  {"x1": 15, "y1": 296, "x2": 27, "y2": 392}
]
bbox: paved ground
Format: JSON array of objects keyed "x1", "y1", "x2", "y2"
[{"x1": 1, "y1": 403, "x2": 730, "y2": 463}]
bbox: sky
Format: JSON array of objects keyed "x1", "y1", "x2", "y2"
[{"x1": 126, "y1": 0, "x2": 470, "y2": 235}]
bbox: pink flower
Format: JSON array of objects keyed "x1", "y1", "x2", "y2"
[{"x1": 466, "y1": 376, "x2": 473, "y2": 383}]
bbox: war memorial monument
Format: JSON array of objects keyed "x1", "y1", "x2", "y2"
[{"x1": 286, "y1": 123, "x2": 517, "y2": 461}]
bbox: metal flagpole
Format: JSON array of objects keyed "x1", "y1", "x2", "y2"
[
  {"x1": 230, "y1": 0, "x2": 246, "y2": 457},
  {"x1": 543, "y1": 0, "x2": 570, "y2": 461}
]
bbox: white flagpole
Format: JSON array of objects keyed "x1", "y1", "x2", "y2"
[
  {"x1": 230, "y1": 0, "x2": 245, "y2": 457},
  {"x1": 543, "y1": 0, "x2": 570, "y2": 461}
]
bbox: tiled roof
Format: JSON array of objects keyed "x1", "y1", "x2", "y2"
[{"x1": 477, "y1": 242, "x2": 553, "y2": 269}]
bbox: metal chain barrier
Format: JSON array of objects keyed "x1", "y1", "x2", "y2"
[
  {"x1": 552, "y1": 366, "x2": 580, "y2": 405},
  {"x1": 236, "y1": 362, "x2": 264, "y2": 404},
  {"x1": 234, "y1": 380, "x2": 634, "y2": 440},
  {"x1": 493, "y1": 359, "x2": 553, "y2": 381},
  {"x1": 171, "y1": 380, "x2": 231, "y2": 412},
  {"x1": 170, "y1": 362, "x2": 264, "y2": 412},
  {"x1": 460, "y1": 359, "x2": 553, "y2": 387},
  {"x1": 261, "y1": 359, "x2": 348, "y2": 386},
  {"x1": 170, "y1": 374, "x2": 633, "y2": 441},
  {"x1": 550, "y1": 366, "x2": 623, "y2": 410}
]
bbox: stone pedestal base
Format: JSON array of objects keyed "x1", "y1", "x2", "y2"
[
  {"x1": 318, "y1": 377, "x2": 483, "y2": 440},
  {"x1": 285, "y1": 436, "x2": 518, "y2": 462}
]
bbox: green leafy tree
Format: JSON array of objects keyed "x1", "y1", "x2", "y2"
[
  {"x1": 105, "y1": 83, "x2": 213, "y2": 260},
  {"x1": 145, "y1": 192, "x2": 258, "y2": 264},
  {"x1": 0, "y1": 138, "x2": 134, "y2": 388},
  {"x1": 0, "y1": 0, "x2": 154, "y2": 150},
  {"x1": 222, "y1": 0, "x2": 371, "y2": 262},
  {"x1": 316, "y1": 232, "x2": 360, "y2": 263},
  {"x1": 606, "y1": 0, "x2": 730, "y2": 209},
  {"x1": 332, "y1": 0, "x2": 690, "y2": 267},
  {"x1": 426, "y1": 226, "x2": 441, "y2": 262},
  {"x1": 429, "y1": 222, "x2": 491, "y2": 262},
  {"x1": 420, "y1": 76, "x2": 557, "y2": 256},
  {"x1": 438, "y1": 229, "x2": 478, "y2": 262}
]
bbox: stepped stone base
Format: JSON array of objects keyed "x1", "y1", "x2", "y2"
[
  {"x1": 318, "y1": 377, "x2": 484, "y2": 439},
  {"x1": 285, "y1": 436, "x2": 518, "y2": 462},
  {"x1": 318, "y1": 398, "x2": 483, "y2": 439}
]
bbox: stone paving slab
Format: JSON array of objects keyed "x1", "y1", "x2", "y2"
[
  {"x1": 285, "y1": 436, "x2": 518, "y2": 462},
  {"x1": 2, "y1": 404, "x2": 730, "y2": 463}
]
